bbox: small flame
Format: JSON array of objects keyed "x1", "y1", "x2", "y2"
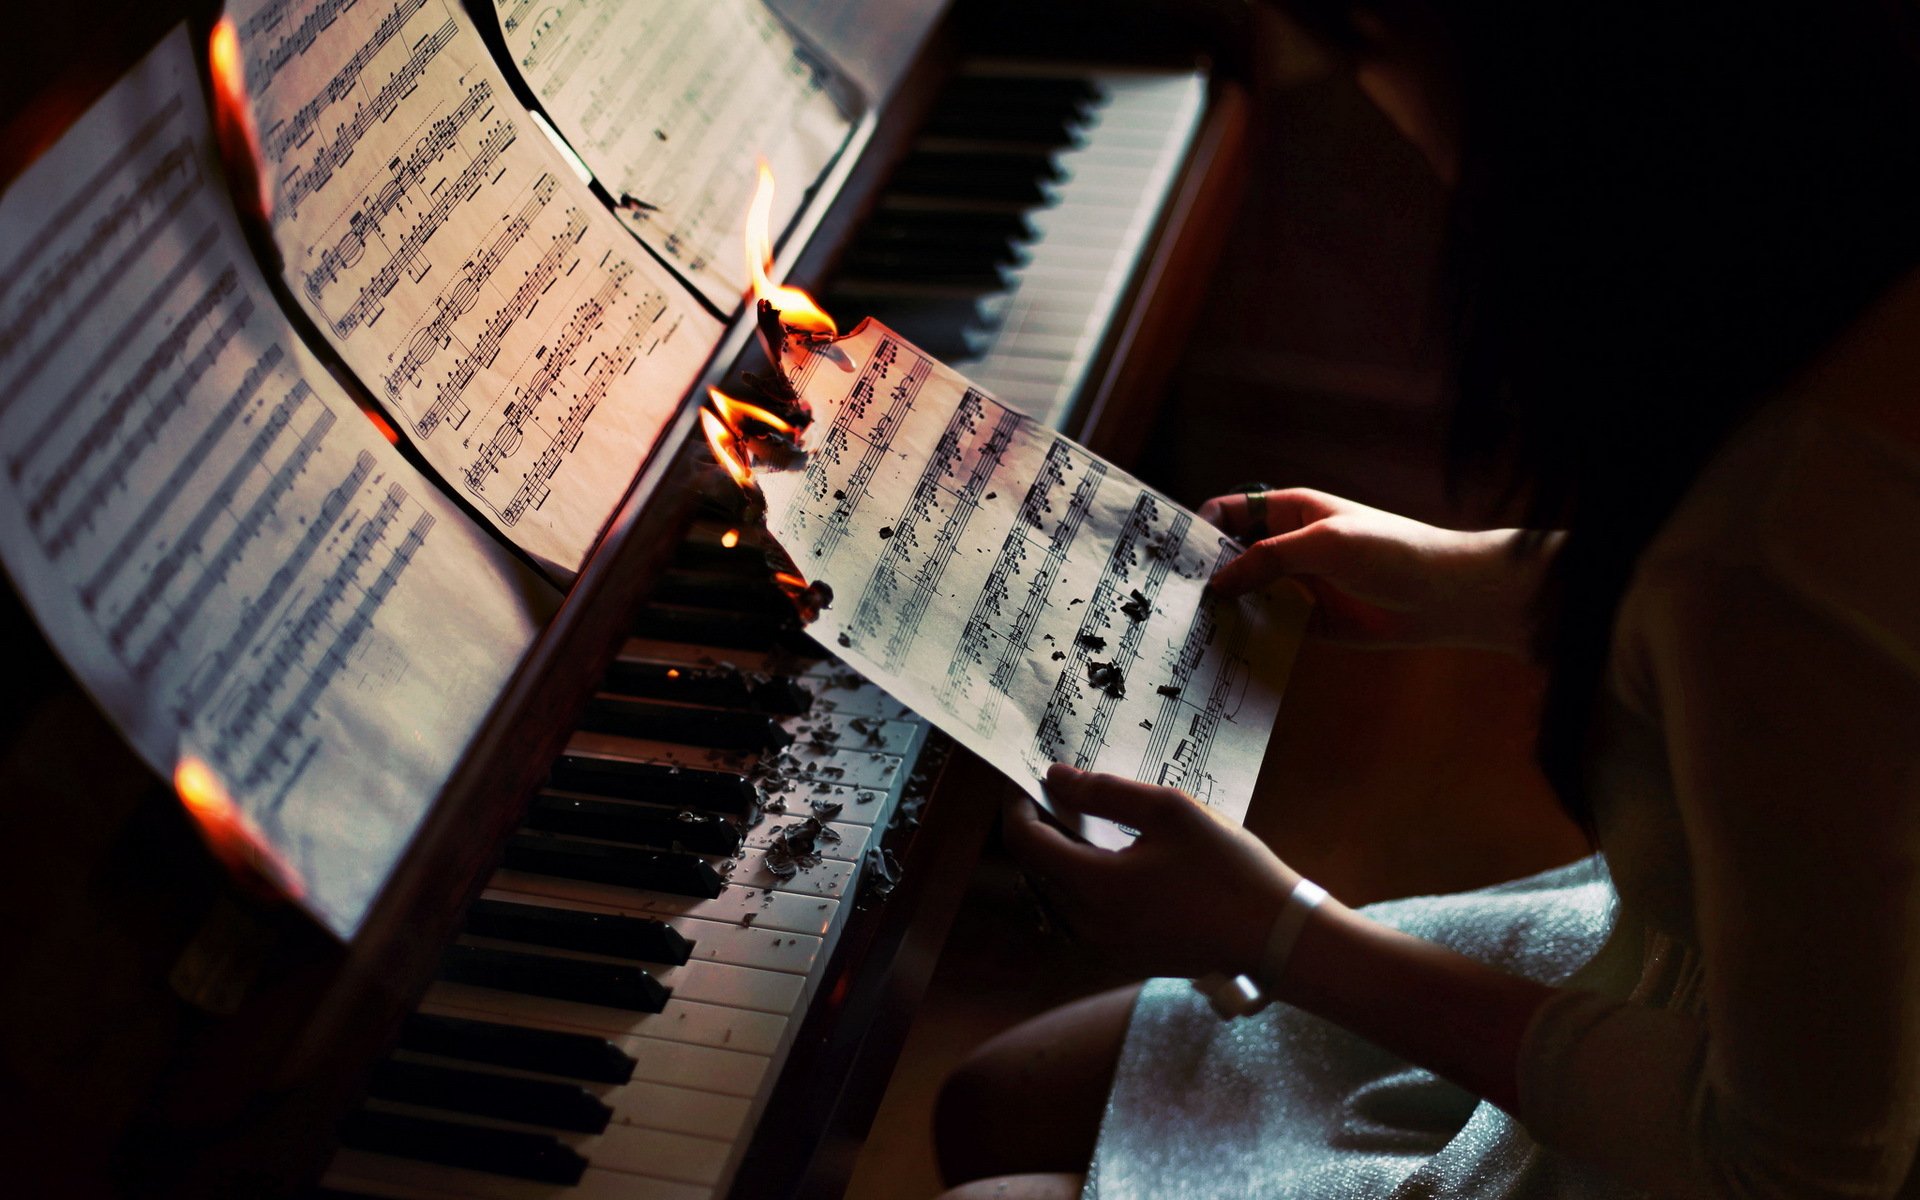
[
  {"x1": 174, "y1": 757, "x2": 305, "y2": 900},
  {"x1": 773, "y1": 570, "x2": 808, "y2": 593},
  {"x1": 708, "y1": 387, "x2": 796, "y2": 438},
  {"x1": 720, "y1": 529, "x2": 741, "y2": 549},
  {"x1": 745, "y1": 162, "x2": 836, "y2": 336},
  {"x1": 701, "y1": 408, "x2": 754, "y2": 490},
  {"x1": 208, "y1": 18, "x2": 272, "y2": 224}
]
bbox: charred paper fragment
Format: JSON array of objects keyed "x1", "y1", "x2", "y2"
[
  {"x1": 1120, "y1": 589, "x2": 1151, "y2": 621},
  {"x1": 1087, "y1": 661, "x2": 1126, "y2": 699}
]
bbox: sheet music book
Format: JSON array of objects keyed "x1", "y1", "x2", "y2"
[
  {"x1": 0, "y1": 28, "x2": 556, "y2": 938},
  {"x1": 231, "y1": 0, "x2": 724, "y2": 578},
  {"x1": 493, "y1": 0, "x2": 853, "y2": 312},
  {"x1": 759, "y1": 322, "x2": 1312, "y2": 846}
]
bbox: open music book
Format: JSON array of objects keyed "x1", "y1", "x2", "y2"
[{"x1": 0, "y1": 0, "x2": 854, "y2": 938}]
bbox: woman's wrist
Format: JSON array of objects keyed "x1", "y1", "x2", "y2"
[{"x1": 1440, "y1": 528, "x2": 1559, "y2": 657}]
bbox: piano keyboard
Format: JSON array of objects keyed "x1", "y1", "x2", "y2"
[
  {"x1": 321, "y1": 519, "x2": 930, "y2": 1200},
  {"x1": 824, "y1": 63, "x2": 1207, "y2": 431},
  {"x1": 319, "y1": 61, "x2": 1209, "y2": 1200}
]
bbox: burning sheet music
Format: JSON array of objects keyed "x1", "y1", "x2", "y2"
[
  {"x1": 230, "y1": 0, "x2": 722, "y2": 578},
  {"x1": 0, "y1": 28, "x2": 554, "y2": 937},
  {"x1": 743, "y1": 322, "x2": 1311, "y2": 847},
  {"x1": 493, "y1": 0, "x2": 854, "y2": 311}
]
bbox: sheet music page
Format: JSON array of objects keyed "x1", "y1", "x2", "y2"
[
  {"x1": 494, "y1": 0, "x2": 852, "y2": 311},
  {"x1": 0, "y1": 27, "x2": 556, "y2": 938},
  {"x1": 233, "y1": 0, "x2": 722, "y2": 578},
  {"x1": 759, "y1": 322, "x2": 1312, "y2": 847}
]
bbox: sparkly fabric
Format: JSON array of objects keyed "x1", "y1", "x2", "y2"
[{"x1": 1086, "y1": 859, "x2": 1636, "y2": 1200}]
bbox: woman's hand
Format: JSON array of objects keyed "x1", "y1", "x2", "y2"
[
  {"x1": 1002, "y1": 764, "x2": 1300, "y2": 980},
  {"x1": 1197, "y1": 487, "x2": 1552, "y2": 656}
]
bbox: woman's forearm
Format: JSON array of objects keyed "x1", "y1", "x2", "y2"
[{"x1": 1275, "y1": 900, "x2": 1558, "y2": 1112}]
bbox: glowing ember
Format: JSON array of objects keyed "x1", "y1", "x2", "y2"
[
  {"x1": 701, "y1": 408, "x2": 754, "y2": 490},
  {"x1": 174, "y1": 756, "x2": 305, "y2": 900},
  {"x1": 708, "y1": 387, "x2": 796, "y2": 439},
  {"x1": 774, "y1": 570, "x2": 808, "y2": 592},
  {"x1": 208, "y1": 18, "x2": 271, "y2": 224},
  {"x1": 745, "y1": 162, "x2": 836, "y2": 336},
  {"x1": 721, "y1": 529, "x2": 741, "y2": 549}
]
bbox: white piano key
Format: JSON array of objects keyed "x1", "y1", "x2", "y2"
[
  {"x1": 489, "y1": 869, "x2": 841, "y2": 937},
  {"x1": 760, "y1": 781, "x2": 892, "y2": 825},
  {"x1": 742, "y1": 817, "x2": 871, "y2": 863},
  {"x1": 606, "y1": 1079, "x2": 754, "y2": 1142},
  {"x1": 719, "y1": 848, "x2": 854, "y2": 899},
  {"x1": 426, "y1": 982, "x2": 790, "y2": 1056},
  {"x1": 329, "y1": 1154, "x2": 710, "y2": 1200},
  {"x1": 469, "y1": 889, "x2": 826, "y2": 970},
  {"x1": 797, "y1": 711, "x2": 922, "y2": 756},
  {"x1": 646, "y1": 957, "x2": 805, "y2": 1015}
]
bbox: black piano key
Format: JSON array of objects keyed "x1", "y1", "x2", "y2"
[
  {"x1": 367, "y1": 1059, "x2": 614, "y2": 1135},
  {"x1": 938, "y1": 74, "x2": 1104, "y2": 111},
  {"x1": 631, "y1": 603, "x2": 814, "y2": 653},
  {"x1": 337, "y1": 1110, "x2": 588, "y2": 1186},
  {"x1": 549, "y1": 754, "x2": 758, "y2": 818},
  {"x1": 467, "y1": 896, "x2": 695, "y2": 965},
  {"x1": 866, "y1": 206, "x2": 1039, "y2": 244},
  {"x1": 527, "y1": 790, "x2": 743, "y2": 857},
  {"x1": 922, "y1": 101, "x2": 1088, "y2": 148},
  {"x1": 838, "y1": 251, "x2": 1013, "y2": 291},
  {"x1": 398, "y1": 1013, "x2": 636, "y2": 1085},
  {"x1": 650, "y1": 569, "x2": 793, "y2": 616},
  {"x1": 891, "y1": 150, "x2": 1062, "y2": 206},
  {"x1": 579, "y1": 695, "x2": 794, "y2": 752},
  {"x1": 600, "y1": 659, "x2": 812, "y2": 716},
  {"x1": 441, "y1": 942, "x2": 672, "y2": 1012},
  {"x1": 503, "y1": 832, "x2": 727, "y2": 900}
]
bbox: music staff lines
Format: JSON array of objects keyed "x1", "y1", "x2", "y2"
[
  {"x1": 798, "y1": 339, "x2": 926, "y2": 565},
  {"x1": 1070, "y1": 510, "x2": 1188, "y2": 770},
  {"x1": 112, "y1": 383, "x2": 330, "y2": 669},
  {"x1": 1136, "y1": 540, "x2": 1238, "y2": 775},
  {"x1": 459, "y1": 257, "x2": 628, "y2": 485},
  {"x1": 217, "y1": 482, "x2": 407, "y2": 780},
  {"x1": 177, "y1": 450, "x2": 375, "y2": 718},
  {"x1": 1030, "y1": 492, "x2": 1160, "y2": 767},
  {"x1": 303, "y1": 86, "x2": 510, "y2": 328},
  {"x1": 386, "y1": 173, "x2": 558, "y2": 402},
  {"x1": 0, "y1": 154, "x2": 204, "y2": 422},
  {"x1": 882, "y1": 404, "x2": 1020, "y2": 671},
  {"x1": 281, "y1": 17, "x2": 461, "y2": 216},
  {"x1": 0, "y1": 111, "x2": 189, "y2": 357},
  {"x1": 27, "y1": 269, "x2": 243, "y2": 535},
  {"x1": 244, "y1": 507, "x2": 434, "y2": 799},
  {"x1": 497, "y1": 285, "x2": 661, "y2": 527},
  {"x1": 69, "y1": 343, "x2": 281, "y2": 602},
  {"x1": 263, "y1": 0, "x2": 432, "y2": 162},
  {"x1": 415, "y1": 202, "x2": 583, "y2": 438},
  {"x1": 842, "y1": 387, "x2": 984, "y2": 660}
]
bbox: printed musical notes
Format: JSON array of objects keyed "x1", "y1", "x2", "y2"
[
  {"x1": 231, "y1": 0, "x2": 721, "y2": 577},
  {"x1": 0, "y1": 28, "x2": 554, "y2": 937},
  {"x1": 493, "y1": 0, "x2": 853, "y2": 310},
  {"x1": 759, "y1": 323, "x2": 1311, "y2": 845}
]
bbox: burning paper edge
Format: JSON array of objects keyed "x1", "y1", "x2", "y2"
[{"x1": 174, "y1": 755, "x2": 308, "y2": 902}]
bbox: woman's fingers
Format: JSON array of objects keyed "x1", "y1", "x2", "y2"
[
  {"x1": 1044, "y1": 764, "x2": 1193, "y2": 835},
  {"x1": 1208, "y1": 525, "x2": 1343, "y2": 597},
  {"x1": 1198, "y1": 488, "x2": 1340, "y2": 540}
]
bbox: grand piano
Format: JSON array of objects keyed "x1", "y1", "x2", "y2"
[{"x1": 0, "y1": 1, "x2": 1253, "y2": 1195}]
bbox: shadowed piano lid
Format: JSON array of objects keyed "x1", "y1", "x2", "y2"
[{"x1": 0, "y1": 0, "x2": 1254, "y2": 1195}]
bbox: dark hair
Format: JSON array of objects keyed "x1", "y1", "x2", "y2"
[{"x1": 1285, "y1": 0, "x2": 1920, "y2": 826}]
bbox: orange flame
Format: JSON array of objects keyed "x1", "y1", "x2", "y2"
[
  {"x1": 701, "y1": 408, "x2": 754, "y2": 489},
  {"x1": 208, "y1": 18, "x2": 271, "y2": 224},
  {"x1": 773, "y1": 570, "x2": 808, "y2": 593},
  {"x1": 174, "y1": 757, "x2": 305, "y2": 900},
  {"x1": 708, "y1": 387, "x2": 796, "y2": 438},
  {"x1": 720, "y1": 528, "x2": 741, "y2": 549},
  {"x1": 746, "y1": 162, "x2": 836, "y2": 336}
]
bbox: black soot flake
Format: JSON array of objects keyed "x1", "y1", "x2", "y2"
[
  {"x1": 878, "y1": 526, "x2": 894, "y2": 540},
  {"x1": 1051, "y1": 650, "x2": 1066, "y2": 661},
  {"x1": 1069, "y1": 597, "x2": 1084, "y2": 606},
  {"x1": 1076, "y1": 633, "x2": 1106, "y2": 652},
  {"x1": 834, "y1": 489, "x2": 846, "y2": 500},
  {"x1": 836, "y1": 632, "x2": 851, "y2": 648},
  {"x1": 1120, "y1": 589, "x2": 1151, "y2": 621},
  {"x1": 1156, "y1": 684, "x2": 1182, "y2": 698},
  {"x1": 1086, "y1": 660, "x2": 1126, "y2": 699}
]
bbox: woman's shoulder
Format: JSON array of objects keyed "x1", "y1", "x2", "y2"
[{"x1": 1624, "y1": 274, "x2": 1920, "y2": 693}]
